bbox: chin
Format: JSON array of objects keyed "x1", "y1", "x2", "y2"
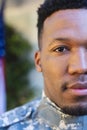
[{"x1": 61, "y1": 103, "x2": 87, "y2": 116}]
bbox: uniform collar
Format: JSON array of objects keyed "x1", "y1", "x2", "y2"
[{"x1": 37, "y1": 95, "x2": 87, "y2": 130}]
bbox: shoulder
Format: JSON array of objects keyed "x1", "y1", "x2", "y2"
[{"x1": 0, "y1": 98, "x2": 41, "y2": 129}]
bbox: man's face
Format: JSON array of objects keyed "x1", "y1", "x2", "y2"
[{"x1": 35, "y1": 9, "x2": 87, "y2": 115}]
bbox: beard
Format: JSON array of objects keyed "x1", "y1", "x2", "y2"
[
  {"x1": 59, "y1": 82, "x2": 87, "y2": 116},
  {"x1": 61, "y1": 103, "x2": 87, "y2": 116}
]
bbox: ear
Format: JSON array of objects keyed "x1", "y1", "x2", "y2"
[{"x1": 34, "y1": 51, "x2": 42, "y2": 72}]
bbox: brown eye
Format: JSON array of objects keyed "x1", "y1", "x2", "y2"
[
  {"x1": 54, "y1": 46, "x2": 69, "y2": 53},
  {"x1": 56, "y1": 46, "x2": 65, "y2": 52}
]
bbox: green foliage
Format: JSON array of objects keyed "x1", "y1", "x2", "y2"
[{"x1": 5, "y1": 24, "x2": 35, "y2": 110}]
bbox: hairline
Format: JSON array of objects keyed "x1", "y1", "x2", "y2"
[{"x1": 38, "y1": 8, "x2": 87, "y2": 50}]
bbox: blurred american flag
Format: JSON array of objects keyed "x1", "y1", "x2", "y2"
[{"x1": 0, "y1": 0, "x2": 6, "y2": 114}]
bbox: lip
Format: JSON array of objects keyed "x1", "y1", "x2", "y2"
[{"x1": 67, "y1": 82, "x2": 87, "y2": 96}]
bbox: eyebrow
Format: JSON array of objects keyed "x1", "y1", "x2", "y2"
[{"x1": 49, "y1": 37, "x2": 71, "y2": 46}]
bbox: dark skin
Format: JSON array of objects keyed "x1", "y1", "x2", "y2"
[{"x1": 35, "y1": 9, "x2": 87, "y2": 115}]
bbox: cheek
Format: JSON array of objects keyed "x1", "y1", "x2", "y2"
[{"x1": 41, "y1": 56, "x2": 68, "y2": 79}]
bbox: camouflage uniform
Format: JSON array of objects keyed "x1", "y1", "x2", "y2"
[{"x1": 0, "y1": 97, "x2": 87, "y2": 130}]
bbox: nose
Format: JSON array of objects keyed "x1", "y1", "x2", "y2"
[{"x1": 68, "y1": 48, "x2": 87, "y2": 75}]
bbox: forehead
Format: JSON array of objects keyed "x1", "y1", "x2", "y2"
[
  {"x1": 41, "y1": 9, "x2": 87, "y2": 43},
  {"x1": 44, "y1": 9, "x2": 87, "y2": 27}
]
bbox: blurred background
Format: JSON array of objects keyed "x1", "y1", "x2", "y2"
[{"x1": 0, "y1": 0, "x2": 44, "y2": 112}]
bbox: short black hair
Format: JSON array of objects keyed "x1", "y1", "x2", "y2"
[{"x1": 37, "y1": 0, "x2": 87, "y2": 49}]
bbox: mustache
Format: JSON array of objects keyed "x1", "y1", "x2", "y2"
[{"x1": 61, "y1": 75, "x2": 87, "y2": 91}]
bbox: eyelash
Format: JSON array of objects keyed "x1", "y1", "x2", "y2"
[{"x1": 53, "y1": 45, "x2": 70, "y2": 53}]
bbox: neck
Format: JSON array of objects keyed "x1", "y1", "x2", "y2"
[{"x1": 37, "y1": 96, "x2": 87, "y2": 129}]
